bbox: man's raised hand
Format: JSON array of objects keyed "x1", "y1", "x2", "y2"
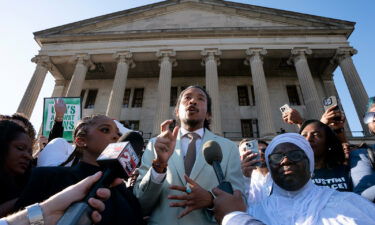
[{"x1": 154, "y1": 119, "x2": 179, "y2": 164}]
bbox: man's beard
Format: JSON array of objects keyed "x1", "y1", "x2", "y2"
[
  {"x1": 176, "y1": 116, "x2": 202, "y2": 129},
  {"x1": 183, "y1": 118, "x2": 201, "y2": 128}
]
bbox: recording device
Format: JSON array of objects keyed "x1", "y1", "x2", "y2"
[
  {"x1": 323, "y1": 96, "x2": 340, "y2": 121},
  {"x1": 280, "y1": 104, "x2": 292, "y2": 114},
  {"x1": 245, "y1": 140, "x2": 261, "y2": 167},
  {"x1": 56, "y1": 131, "x2": 144, "y2": 225},
  {"x1": 203, "y1": 140, "x2": 233, "y2": 194}
]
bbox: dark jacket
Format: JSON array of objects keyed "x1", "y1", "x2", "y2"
[{"x1": 15, "y1": 162, "x2": 144, "y2": 225}]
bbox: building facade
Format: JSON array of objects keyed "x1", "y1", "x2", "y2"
[{"x1": 17, "y1": 0, "x2": 370, "y2": 140}]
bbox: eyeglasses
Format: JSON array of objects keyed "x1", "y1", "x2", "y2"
[
  {"x1": 268, "y1": 150, "x2": 307, "y2": 164},
  {"x1": 363, "y1": 112, "x2": 375, "y2": 124}
]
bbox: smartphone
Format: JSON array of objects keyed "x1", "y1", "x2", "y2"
[
  {"x1": 323, "y1": 96, "x2": 340, "y2": 121},
  {"x1": 245, "y1": 140, "x2": 261, "y2": 167},
  {"x1": 280, "y1": 104, "x2": 292, "y2": 114},
  {"x1": 323, "y1": 96, "x2": 338, "y2": 111},
  {"x1": 169, "y1": 119, "x2": 176, "y2": 132}
]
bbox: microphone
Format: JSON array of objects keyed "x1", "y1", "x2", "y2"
[
  {"x1": 56, "y1": 131, "x2": 144, "y2": 225},
  {"x1": 203, "y1": 140, "x2": 233, "y2": 194}
]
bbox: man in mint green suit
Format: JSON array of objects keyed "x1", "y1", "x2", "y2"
[{"x1": 134, "y1": 86, "x2": 245, "y2": 225}]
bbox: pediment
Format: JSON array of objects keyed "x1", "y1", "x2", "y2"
[
  {"x1": 92, "y1": 8, "x2": 290, "y2": 33},
  {"x1": 34, "y1": 0, "x2": 354, "y2": 42}
]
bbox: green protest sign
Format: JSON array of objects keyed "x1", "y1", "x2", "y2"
[{"x1": 42, "y1": 97, "x2": 82, "y2": 142}]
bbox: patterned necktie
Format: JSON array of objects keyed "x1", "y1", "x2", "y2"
[{"x1": 184, "y1": 133, "x2": 199, "y2": 176}]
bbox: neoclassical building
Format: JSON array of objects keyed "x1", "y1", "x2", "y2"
[{"x1": 18, "y1": 0, "x2": 370, "y2": 140}]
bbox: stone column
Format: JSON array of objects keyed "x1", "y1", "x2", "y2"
[
  {"x1": 65, "y1": 54, "x2": 93, "y2": 97},
  {"x1": 106, "y1": 51, "x2": 135, "y2": 120},
  {"x1": 201, "y1": 49, "x2": 222, "y2": 135},
  {"x1": 288, "y1": 48, "x2": 323, "y2": 120},
  {"x1": 245, "y1": 48, "x2": 275, "y2": 137},
  {"x1": 334, "y1": 47, "x2": 369, "y2": 134},
  {"x1": 152, "y1": 50, "x2": 177, "y2": 135},
  {"x1": 17, "y1": 55, "x2": 51, "y2": 118},
  {"x1": 51, "y1": 79, "x2": 66, "y2": 97}
]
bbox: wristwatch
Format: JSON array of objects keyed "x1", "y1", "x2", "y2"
[{"x1": 26, "y1": 203, "x2": 44, "y2": 225}]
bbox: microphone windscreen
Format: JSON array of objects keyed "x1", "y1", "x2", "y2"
[
  {"x1": 203, "y1": 140, "x2": 223, "y2": 165},
  {"x1": 118, "y1": 131, "x2": 144, "y2": 157}
]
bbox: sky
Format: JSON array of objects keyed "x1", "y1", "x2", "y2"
[{"x1": 0, "y1": 0, "x2": 374, "y2": 134}]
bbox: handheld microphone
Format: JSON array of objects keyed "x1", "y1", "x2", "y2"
[
  {"x1": 56, "y1": 131, "x2": 144, "y2": 225},
  {"x1": 203, "y1": 140, "x2": 233, "y2": 194}
]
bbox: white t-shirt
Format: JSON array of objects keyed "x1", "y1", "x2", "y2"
[{"x1": 37, "y1": 138, "x2": 74, "y2": 167}]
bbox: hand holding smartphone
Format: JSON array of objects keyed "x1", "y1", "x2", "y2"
[
  {"x1": 245, "y1": 140, "x2": 261, "y2": 167},
  {"x1": 323, "y1": 96, "x2": 340, "y2": 121}
]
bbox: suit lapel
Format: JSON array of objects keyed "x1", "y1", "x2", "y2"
[
  {"x1": 170, "y1": 131, "x2": 186, "y2": 185},
  {"x1": 189, "y1": 129, "x2": 215, "y2": 180}
]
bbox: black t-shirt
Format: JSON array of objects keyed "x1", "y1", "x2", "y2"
[
  {"x1": 15, "y1": 162, "x2": 144, "y2": 225},
  {"x1": 0, "y1": 168, "x2": 31, "y2": 204},
  {"x1": 312, "y1": 165, "x2": 352, "y2": 192}
]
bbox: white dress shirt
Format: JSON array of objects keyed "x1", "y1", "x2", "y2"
[{"x1": 151, "y1": 127, "x2": 204, "y2": 183}]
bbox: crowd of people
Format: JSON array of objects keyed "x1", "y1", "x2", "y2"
[{"x1": 0, "y1": 86, "x2": 374, "y2": 225}]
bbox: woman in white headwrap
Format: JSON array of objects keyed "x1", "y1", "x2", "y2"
[{"x1": 245, "y1": 133, "x2": 375, "y2": 225}]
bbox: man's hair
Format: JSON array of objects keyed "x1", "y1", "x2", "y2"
[
  {"x1": 258, "y1": 140, "x2": 269, "y2": 147},
  {"x1": 299, "y1": 120, "x2": 345, "y2": 167},
  {"x1": 174, "y1": 85, "x2": 212, "y2": 130}
]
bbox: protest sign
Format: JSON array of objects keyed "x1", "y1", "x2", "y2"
[{"x1": 42, "y1": 97, "x2": 81, "y2": 142}]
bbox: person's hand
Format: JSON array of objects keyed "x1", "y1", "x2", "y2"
[
  {"x1": 212, "y1": 188, "x2": 246, "y2": 224},
  {"x1": 154, "y1": 120, "x2": 179, "y2": 164},
  {"x1": 37, "y1": 135, "x2": 48, "y2": 150},
  {"x1": 168, "y1": 175, "x2": 213, "y2": 218},
  {"x1": 241, "y1": 150, "x2": 261, "y2": 177},
  {"x1": 320, "y1": 105, "x2": 344, "y2": 125},
  {"x1": 40, "y1": 171, "x2": 123, "y2": 225},
  {"x1": 282, "y1": 108, "x2": 304, "y2": 125},
  {"x1": 54, "y1": 98, "x2": 66, "y2": 122}
]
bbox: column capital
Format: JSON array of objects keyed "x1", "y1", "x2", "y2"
[
  {"x1": 113, "y1": 51, "x2": 135, "y2": 68},
  {"x1": 201, "y1": 48, "x2": 221, "y2": 66},
  {"x1": 54, "y1": 79, "x2": 65, "y2": 86},
  {"x1": 333, "y1": 47, "x2": 358, "y2": 63},
  {"x1": 244, "y1": 48, "x2": 267, "y2": 66},
  {"x1": 31, "y1": 55, "x2": 52, "y2": 70},
  {"x1": 70, "y1": 53, "x2": 95, "y2": 70},
  {"x1": 287, "y1": 47, "x2": 312, "y2": 65},
  {"x1": 156, "y1": 49, "x2": 177, "y2": 67}
]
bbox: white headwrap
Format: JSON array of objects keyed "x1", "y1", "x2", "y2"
[{"x1": 265, "y1": 133, "x2": 314, "y2": 174}]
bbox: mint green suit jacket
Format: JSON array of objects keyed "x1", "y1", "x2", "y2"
[{"x1": 134, "y1": 129, "x2": 245, "y2": 225}]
